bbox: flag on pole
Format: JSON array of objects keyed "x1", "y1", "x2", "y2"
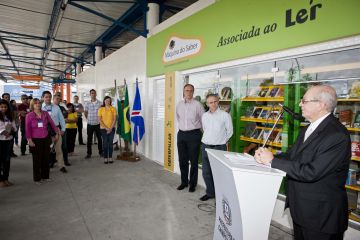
[
  {"x1": 119, "y1": 80, "x2": 132, "y2": 143},
  {"x1": 131, "y1": 79, "x2": 145, "y2": 145}
]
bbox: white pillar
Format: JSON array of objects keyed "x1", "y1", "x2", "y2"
[
  {"x1": 95, "y1": 45, "x2": 102, "y2": 64},
  {"x1": 147, "y1": 2, "x2": 160, "y2": 34},
  {"x1": 76, "y1": 63, "x2": 82, "y2": 76}
]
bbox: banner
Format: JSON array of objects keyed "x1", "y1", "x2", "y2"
[
  {"x1": 131, "y1": 80, "x2": 145, "y2": 145},
  {"x1": 164, "y1": 72, "x2": 176, "y2": 172},
  {"x1": 147, "y1": 0, "x2": 360, "y2": 77},
  {"x1": 119, "y1": 82, "x2": 132, "y2": 143}
]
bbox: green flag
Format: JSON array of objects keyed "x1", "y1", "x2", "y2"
[{"x1": 119, "y1": 83, "x2": 132, "y2": 143}]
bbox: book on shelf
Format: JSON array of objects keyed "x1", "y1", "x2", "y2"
[
  {"x1": 257, "y1": 129, "x2": 265, "y2": 140},
  {"x1": 350, "y1": 209, "x2": 360, "y2": 219},
  {"x1": 346, "y1": 169, "x2": 358, "y2": 186},
  {"x1": 248, "y1": 87, "x2": 261, "y2": 97},
  {"x1": 268, "y1": 130, "x2": 280, "y2": 142},
  {"x1": 251, "y1": 107, "x2": 263, "y2": 118},
  {"x1": 250, "y1": 128, "x2": 262, "y2": 139},
  {"x1": 275, "y1": 88, "x2": 284, "y2": 97},
  {"x1": 350, "y1": 81, "x2": 360, "y2": 98},
  {"x1": 268, "y1": 110, "x2": 279, "y2": 120},
  {"x1": 243, "y1": 123, "x2": 257, "y2": 137},
  {"x1": 339, "y1": 109, "x2": 352, "y2": 127},
  {"x1": 244, "y1": 106, "x2": 255, "y2": 117},
  {"x1": 268, "y1": 87, "x2": 279, "y2": 97},
  {"x1": 352, "y1": 142, "x2": 360, "y2": 157},
  {"x1": 258, "y1": 88, "x2": 269, "y2": 97},
  {"x1": 259, "y1": 109, "x2": 269, "y2": 119},
  {"x1": 274, "y1": 132, "x2": 282, "y2": 143},
  {"x1": 353, "y1": 111, "x2": 360, "y2": 128}
]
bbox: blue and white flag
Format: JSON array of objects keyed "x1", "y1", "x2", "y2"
[{"x1": 131, "y1": 79, "x2": 145, "y2": 145}]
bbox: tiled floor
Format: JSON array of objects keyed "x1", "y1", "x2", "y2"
[{"x1": 0, "y1": 144, "x2": 293, "y2": 240}]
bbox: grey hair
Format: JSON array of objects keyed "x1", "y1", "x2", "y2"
[
  {"x1": 314, "y1": 85, "x2": 337, "y2": 112},
  {"x1": 206, "y1": 93, "x2": 219, "y2": 100}
]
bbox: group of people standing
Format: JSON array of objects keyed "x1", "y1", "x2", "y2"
[
  {"x1": 175, "y1": 84, "x2": 233, "y2": 201},
  {"x1": 0, "y1": 88, "x2": 117, "y2": 186}
]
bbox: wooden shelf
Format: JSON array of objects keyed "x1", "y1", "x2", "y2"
[
  {"x1": 242, "y1": 97, "x2": 284, "y2": 102},
  {"x1": 240, "y1": 136, "x2": 282, "y2": 148},
  {"x1": 352, "y1": 156, "x2": 360, "y2": 162},
  {"x1": 345, "y1": 185, "x2": 360, "y2": 192},
  {"x1": 337, "y1": 98, "x2": 360, "y2": 102},
  {"x1": 347, "y1": 127, "x2": 360, "y2": 132},
  {"x1": 256, "y1": 126, "x2": 282, "y2": 131},
  {"x1": 241, "y1": 117, "x2": 283, "y2": 124},
  {"x1": 349, "y1": 213, "x2": 360, "y2": 223}
]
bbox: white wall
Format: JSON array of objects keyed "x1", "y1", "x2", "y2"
[{"x1": 77, "y1": 36, "x2": 148, "y2": 155}]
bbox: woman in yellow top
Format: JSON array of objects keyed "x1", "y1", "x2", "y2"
[
  {"x1": 98, "y1": 96, "x2": 117, "y2": 164},
  {"x1": 65, "y1": 103, "x2": 78, "y2": 155}
]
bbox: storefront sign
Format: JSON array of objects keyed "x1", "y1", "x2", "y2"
[
  {"x1": 164, "y1": 72, "x2": 176, "y2": 172},
  {"x1": 163, "y1": 36, "x2": 202, "y2": 64},
  {"x1": 147, "y1": 0, "x2": 360, "y2": 77}
]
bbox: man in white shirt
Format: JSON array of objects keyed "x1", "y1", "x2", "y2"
[
  {"x1": 200, "y1": 94, "x2": 233, "y2": 201},
  {"x1": 176, "y1": 84, "x2": 205, "y2": 192},
  {"x1": 255, "y1": 85, "x2": 350, "y2": 239}
]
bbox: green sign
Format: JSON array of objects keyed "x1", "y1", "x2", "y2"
[{"x1": 147, "y1": 0, "x2": 360, "y2": 77}]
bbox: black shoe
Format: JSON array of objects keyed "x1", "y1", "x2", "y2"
[
  {"x1": 65, "y1": 162, "x2": 71, "y2": 166},
  {"x1": 177, "y1": 184, "x2": 188, "y2": 190},
  {"x1": 60, "y1": 167, "x2": 67, "y2": 173},
  {"x1": 11, "y1": 153, "x2": 18, "y2": 157},
  {"x1": 189, "y1": 186, "x2": 196, "y2": 192},
  {"x1": 85, "y1": 155, "x2": 91, "y2": 159},
  {"x1": 199, "y1": 195, "x2": 213, "y2": 201}
]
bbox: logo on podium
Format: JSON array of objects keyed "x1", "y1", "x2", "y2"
[{"x1": 222, "y1": 197, "x2": 232, "y2": 226}]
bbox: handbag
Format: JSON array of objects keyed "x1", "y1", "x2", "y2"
[{"x1": 45, "y1": 112, "x2": 56, "y2": 137}]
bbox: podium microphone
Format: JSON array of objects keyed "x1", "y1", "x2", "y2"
[{"x1": 278, "y1": 103, "x2": 304, "y2": 121}]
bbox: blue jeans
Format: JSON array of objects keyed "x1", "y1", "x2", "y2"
[
  {"x1": 101, "y1": 128, "x2": 115, "y2": 158},
  {"x1": 201, "y1": 144, "x2": 227, "y2": 197}
]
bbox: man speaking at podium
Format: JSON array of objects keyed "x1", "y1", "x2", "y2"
[{"x1": 255, "y1": 85, "x2": 351, "y2": 240}]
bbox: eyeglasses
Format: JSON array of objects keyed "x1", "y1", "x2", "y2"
[{"x1": 300, "y1": 99, "x2": 320, "y2": 104}]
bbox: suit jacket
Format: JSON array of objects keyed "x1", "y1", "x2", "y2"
[{"x1": 272, "y1": 114, "x2": 351, "y2": 234}]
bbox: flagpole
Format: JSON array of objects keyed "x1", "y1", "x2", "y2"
[{"x1": 115, "y1": 79, "x2": 123, "y2": 158}]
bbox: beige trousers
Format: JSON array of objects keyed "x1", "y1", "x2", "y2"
[{"x1": 54, "y1": 135, "x2": 64, "y2": 168}]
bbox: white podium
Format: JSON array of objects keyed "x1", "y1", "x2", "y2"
[{"x1": 206, "y1": 149, "x2": 286, "y2": 240}]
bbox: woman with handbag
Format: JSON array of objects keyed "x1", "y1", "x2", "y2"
[
  {"x1": 26, "y1": 98, "x2": 60, "y2": 184},
  {"x1": 0, "y1": 99, "x2": 17, "y2": 187}
]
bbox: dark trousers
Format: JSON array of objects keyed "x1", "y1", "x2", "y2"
[
  {"x1": 0, "y1": 140, "x2": 11, "y2": 181},
  {"x1": 101, "y1": 128, "x2": 115, "y2": 158},
  {"x1": 87, "y1": 124, "x2": 103, "y2": 156},
  {"x1": 293, "y1": 222, "x2": 344, "y2": 240},
  {"x1": 177, "y1": 129, "x2": 202, "y2": 188},
  {"x1": 201, "y1": 144, "x2": 227, "y2": 197},
  {"x1": 31, "y1": 138, "x2": 51, "y2": 182},
  {"x1": 77, "y1": 118, "x2": 84, "y2": 144},
  {"x1": 66, "y1": 128, "x2": 77, "y2": 153},
  {"x1": 20, "y1": 125, "x2": 27, "y2": 154},
  {"x1": 61, "y1": 131, "x2": 69, "y2": 164}
]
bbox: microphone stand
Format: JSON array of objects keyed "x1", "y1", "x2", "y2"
[{"x1": 262, "y1": 108, "x2": 285, "y2": 148}]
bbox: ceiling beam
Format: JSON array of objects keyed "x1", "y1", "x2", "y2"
[
  {"x1": 68, "y1": 1, "x2": 146, "y2": 37},
  {"x1": 0, "y1": 37, "x2": 20, "y2": 75},
  {"x1": 70, "y1": 0, "x2": 136, "y2": 2},
  {"x1": 40, "y1": 0, "x2": 67, "y2": 75}
]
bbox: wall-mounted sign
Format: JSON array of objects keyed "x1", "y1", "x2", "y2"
[
  {"x1": 148, "y1": 0, "x2": 360, "y2": 77},
  {"x1": 163, "y1": 36, "x2": 202, "y2": 64}
]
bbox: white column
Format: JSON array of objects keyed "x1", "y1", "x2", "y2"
[
  {"x1": 95, "y1": 45, "x2": 102, "y2": 64},
  {"x1": 76, "y1": 63, "x2": 82, "y2": 76},
  {"x1": 147, "y1": 2, "x2": 160, "y2": 34}
]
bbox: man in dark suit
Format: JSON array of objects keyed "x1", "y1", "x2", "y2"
[{"x1": 255, "y1": 85, "x2": 350, "y2": 240}]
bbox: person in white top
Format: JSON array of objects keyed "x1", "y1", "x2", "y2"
[
  {"x1": 200, "y1": 94, "x2": 233, "y2": 201},
  {"x1": 176, "y1": 84, "x2": 205, "y2": 192},
  {"x1": 255, "y1": 85, "x2": 351, "y2": 239}
]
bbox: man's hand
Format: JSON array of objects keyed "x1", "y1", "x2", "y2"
[
  {"x1": 60, "y1": 131, "x2": 65, "y2": 136},
  {"x1": 254, "y1": 147, "x2": 274, "y2": 165}
]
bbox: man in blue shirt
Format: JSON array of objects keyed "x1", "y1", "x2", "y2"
[{"x1": 41, "y1": 91, "x2": 67, "y2": 173}]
